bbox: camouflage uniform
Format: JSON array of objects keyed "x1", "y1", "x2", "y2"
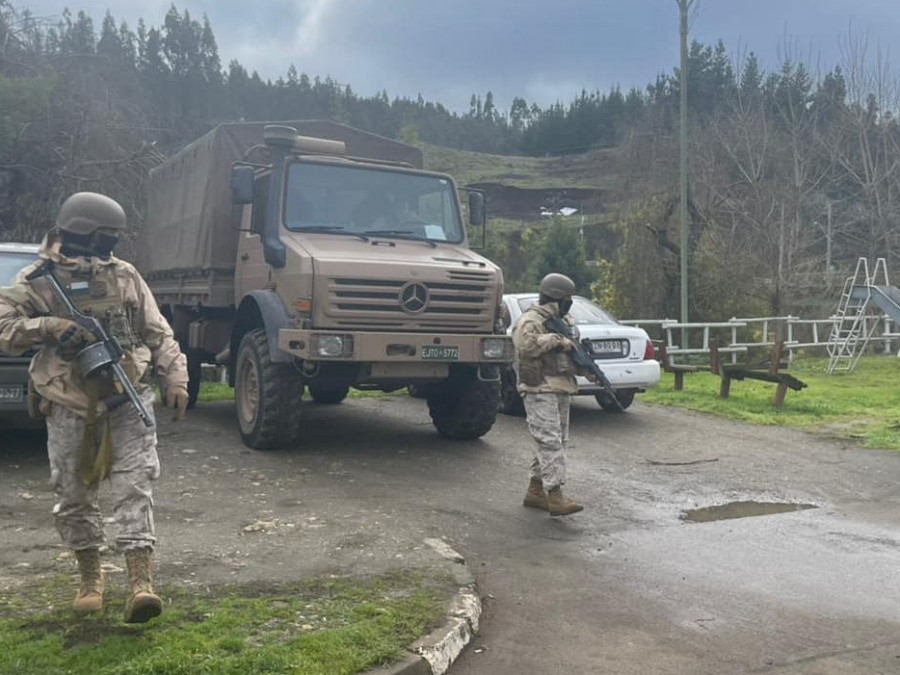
[
  {"x1": 511, "y1": 301, "x2": 579, "y2": 491},
  {"x1": 47, "y1": 388, "x2": 159, "y2": 550},
  {"x1": 0, "y1": 234, "x2": 186, "y2": 552}
]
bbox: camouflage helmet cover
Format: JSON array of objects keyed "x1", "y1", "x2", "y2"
[
  {"x1": 539, "y1": 273, "x2": 576, "y2": 300},
  {"x1": 56, "y1": 192, "x2": 126, "y2": 235}
]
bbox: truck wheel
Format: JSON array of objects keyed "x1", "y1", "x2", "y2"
[
  {"x1": 186, "y1": 350, "x2": 202, "y2": 409},
  {"x1": 427, "y1": 369, "x2": 499, "y2": 440},
  {"x1": 499, "y1": 366, "x2": 525, "y2": 417},
  {"x1": 309, "y1": 382, "x2": 350, "y2": 404},
  {"x1": 235, "y1": 328, "x2": 303, "y2": 449},
  {"x1": 595, "y1": 388, "x2": 636, "y2": 412}
]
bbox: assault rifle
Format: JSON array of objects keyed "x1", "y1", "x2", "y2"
[
  {"x1": 26, "y1": 260, "x2": 154, "y2": 428},
  {"x1": 543, "y1": 313, "x2": 625, "y2": 412}
]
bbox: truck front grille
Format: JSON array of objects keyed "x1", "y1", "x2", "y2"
[{"x1": 327, "y1": 276, "x2": 494, "y2": 331}]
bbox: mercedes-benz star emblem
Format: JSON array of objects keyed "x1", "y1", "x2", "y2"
[{"x1": 399, "y1": 282, "x2": 429, "y2": 314}]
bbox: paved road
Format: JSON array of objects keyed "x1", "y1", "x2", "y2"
[{"x1": 2, "y1": 395, "x2": 900, "y2": 674}]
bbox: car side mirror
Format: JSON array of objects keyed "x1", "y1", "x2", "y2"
[{"x1": 231, "y1": 165, "x2": 255, "y2": 205}]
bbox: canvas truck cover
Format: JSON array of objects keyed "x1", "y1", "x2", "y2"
[{"x1": 139, "y1": 120, "x2": 424, "y2": 276}]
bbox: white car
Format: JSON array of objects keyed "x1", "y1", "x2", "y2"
[{"x1": 500, "y1": 293, "x2": 660, "y2": 414}]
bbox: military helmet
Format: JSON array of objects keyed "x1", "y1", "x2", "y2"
[
  {"x1": 56, "y1": 192, "x2": 126, "y2": 235},
  {"x1": 539, "y1": 273, "x2": 576, "y2": 299}
]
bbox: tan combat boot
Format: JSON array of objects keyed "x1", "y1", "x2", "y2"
[
  {"x1": 73, "y1": 548, "x2": 104, "y2": 614},
  {"x1": 123, "y1": 548, "x2": 162, "y2": 624},
  {"x1": 523, "y1": 477, "x2": 548, "y2": 510},
  {"x1": 547, "y1": 487, "x2": 584, "y2": 517}
]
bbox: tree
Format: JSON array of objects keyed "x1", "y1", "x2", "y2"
[{"x1": 526, "y1": 218, "x2": 593, "y2": 293}]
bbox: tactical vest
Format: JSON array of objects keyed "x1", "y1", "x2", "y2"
[
  {"x1": 516, "y1": 308, "x2": 576, "y2": 387},
  {"x1": 64, "y1": 265, "x2": 140, "y2": 352},
  {"x1": 60, "y1": 264, "x2": 143, "y2": 390}
]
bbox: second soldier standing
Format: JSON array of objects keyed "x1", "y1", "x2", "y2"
[{"x1": 511, "y1": 273, "x2": 596, "y2": 516}]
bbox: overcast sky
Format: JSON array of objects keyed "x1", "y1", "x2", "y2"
[{"x1": 19, "y1": 0, "x2": 900, "y2": 112}]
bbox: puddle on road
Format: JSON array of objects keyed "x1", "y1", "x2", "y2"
[{"x1": 681, "y1": 501, "x2": 818, "y2": 523}]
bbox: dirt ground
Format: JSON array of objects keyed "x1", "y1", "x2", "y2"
[{"x1": 3, "y1": 395, "x2": 900, "y2": 674}]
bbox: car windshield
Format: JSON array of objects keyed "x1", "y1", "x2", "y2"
[
  {"x1": 0, "y1": 253, "x2": 36, "y2": 285},
  {"x1": 284, "y1": 162, "x2": 464, "y2": 243},
  {"x1": 516, "y1": 295, "x2": 617, "y2": 325}
]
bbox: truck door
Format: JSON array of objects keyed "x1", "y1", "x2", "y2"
[{"x1": 235, "y1": 174, "x2": 272, "y2": 301}]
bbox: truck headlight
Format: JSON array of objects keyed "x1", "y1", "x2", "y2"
[
  {"x1": 481, "y1": 338, "x2": 508, "y2": 360},
  {"x1": 313, "y1": 334, "x2": 353, "y2": 358}
]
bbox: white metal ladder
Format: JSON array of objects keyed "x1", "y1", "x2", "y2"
[{"x1": 827, "y1": 257, "x2": 890, "y2": 373}]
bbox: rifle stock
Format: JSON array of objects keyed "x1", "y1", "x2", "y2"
[{"x1": 543, "y1": 314, "x2": 625, "y2": 412}]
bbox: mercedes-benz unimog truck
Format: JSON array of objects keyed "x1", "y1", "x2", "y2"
[{"x1": 139, "y1": 121, "x2": 511, "y2": 449}]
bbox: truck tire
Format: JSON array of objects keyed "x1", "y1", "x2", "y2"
[
  {"x1": 309, "y1": 382, "x2": 350, "y2": 404},
  {"x1": 499, "y1": 365, "x2": 525, "y2": 417},
  {"x1": 426, "y1": 369, "x2": 499, "y2": 440},
  {"x1": 594, "y1": 388, "x2": 636, "y2": 412},
  {"x1": 235, "y1": 328, "x2": 303, "y2": 449},
  {"x1": 186, "y1": 350, "x2": 202, "y2": 409}
]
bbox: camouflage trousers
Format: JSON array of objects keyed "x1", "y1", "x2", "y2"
[
  {"x1": 522, "y1": 392, "x2": 571, "y2": 491},
  {"x1": 45, "y1": 388, "x2": 159, "y2": 552}
]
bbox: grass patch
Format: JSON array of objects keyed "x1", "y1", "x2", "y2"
[
  {"x1": 641, "y1": 355, "x2": 900, "y2": 449},
  {"x1": 422, "y1": 142, "x2": 618, "y2": 191},
  {"x1": 0, "y1": 571, "x2": 449, "y2": 675},
  {"x1": 197, "y1": 382, "x2": 402, "y2": 403}
]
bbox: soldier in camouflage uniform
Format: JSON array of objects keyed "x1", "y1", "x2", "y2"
[
  {"x1": 0, "y1": 192, "x2": 188, "y2": 623},
  {"x1": 511, "y1": 273, "x2": 595, "y2": 516}
]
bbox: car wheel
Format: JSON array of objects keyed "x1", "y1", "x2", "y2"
[{"x1": 595, "y1": 388, "x2": 636, "y2": 412}]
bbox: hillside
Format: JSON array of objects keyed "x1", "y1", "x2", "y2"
[{"x1": 422, "y1": 143, "x2": 620, "y2": 225}]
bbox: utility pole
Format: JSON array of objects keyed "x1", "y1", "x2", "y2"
[
  {"x1": 676, "y1": 0, "x2": 695, "y2": 350},
  {"x1": 826, "y1": 201, "x2": 833, "y2": 276}
]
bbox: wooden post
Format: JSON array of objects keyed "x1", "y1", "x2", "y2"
[
  {"x1": 709, "y1": 337, "x2": 720, "y2": 375},
  {"x1": 769, "y1": 340, "x2": 784, "y2": 375},
  {"x1": 674, "y1": 370, "x2": 684, "y2": 391},
  {"x1": 774, "y1": 381, "x2": 788, "y2": 407},
  {"x1": 719, "y1": 374, "x2": 731, "y2": 399}
]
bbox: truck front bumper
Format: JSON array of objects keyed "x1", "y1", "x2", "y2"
[{"x1": 277, "y1": 329, "x2": 513, "y2": 364}]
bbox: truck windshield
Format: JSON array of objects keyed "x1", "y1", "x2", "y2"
[
  {"x1": 284, "y1": 162, "x2": 464, "y2": 244},
  {"x1": 0, "y1": 253, "x2": 36, "y2": 285}
]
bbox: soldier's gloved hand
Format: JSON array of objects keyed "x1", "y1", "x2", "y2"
[
  {"x1": 166, "y1": 384, "x2": 189, "y2": 421},
  {"x1": 41, "y1": 317, "x2": 96, "y2": 347},
  {"x1": 559, "y1": 337, "x2": 577, "y2": 352}
]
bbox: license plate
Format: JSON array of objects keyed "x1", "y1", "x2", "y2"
[
  {"x1": 421, "y1": 345, "x2": 459, "y2": 361},
  {"x1": 0, "y1": 384, "x2": 24, "y2": 403},
  {"x1": 590, "y1": 339, "x2": 625, "y2": 355}
]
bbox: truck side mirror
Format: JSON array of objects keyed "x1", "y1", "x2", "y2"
[
  {"x1": 468, "y1": 191, "x2": 485, "y2": 226},
  {"x1": 231, "y1": 165, "x2": 255, "y2": 205}
]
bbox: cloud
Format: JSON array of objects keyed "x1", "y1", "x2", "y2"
[{"x1": 293, "y1": 0, "x2": 334, "y2": 57}]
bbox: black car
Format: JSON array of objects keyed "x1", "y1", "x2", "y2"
[{"x1": 0, "y1": 243, "x2": 41, "y2": 428}]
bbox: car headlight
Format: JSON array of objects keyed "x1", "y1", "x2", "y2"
[
  {"x1": 481, "y1": 338, "x2": 508, "y2": 360},
  {"x1": 313, "y1": 334, "x2": 353, "y2": 358}
]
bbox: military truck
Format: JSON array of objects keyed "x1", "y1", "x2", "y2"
[{"x1": 138, "y1": 121, "x2": 511, "y2": 449}]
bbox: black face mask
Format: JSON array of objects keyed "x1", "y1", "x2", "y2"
[
  {"x1": 60, "y1": 231, "x2": 119, "y2": 259},
  {"x1": 558, "y1": 297, "x2": 573, "y2": 315}
]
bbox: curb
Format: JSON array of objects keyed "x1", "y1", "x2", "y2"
[{"x1": 360, "y1": 538, "x2": 481, "y2": 675}]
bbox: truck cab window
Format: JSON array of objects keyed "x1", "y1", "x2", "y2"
[{"x1": 284, "y1": 162, "x2": 464, "y2": 244}]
